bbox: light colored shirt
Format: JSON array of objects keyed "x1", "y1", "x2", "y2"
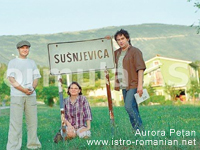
[
  {"x1": 64, "y1": 95, "x2": 92, "y2": 129},
  {"x1": 7, "y1": 58, "x2": 41, "y2": 96},
  {"x1": 117, "y1": 50, "x2": 127, "y2": 89}
]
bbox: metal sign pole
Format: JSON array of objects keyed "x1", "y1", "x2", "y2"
[
  {"x1": 104, "y1": 67, "x2": 115, "y2": 137},
  {"x1": 57, "y1": 75, "x2": 67, "y2": 140}
]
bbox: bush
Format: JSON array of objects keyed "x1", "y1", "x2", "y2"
[
  {"x1": 118, "y1": 100, "x2": 124, "y2": 106},
  {"x1": 44, "y1": 96, "x2": 54, "y2": 107},
  {"x1": 150, "y1": 95, "x2": 165, "y2": 103},
  {"x1": 163, "y1": 100, "x2": 173, "y2": 105},
  {"x1": 174, "y1": 99, "x2": 182, "y2": 106},
  {"x1": 142, "y1": 95, "x2": 167, "y2": 105},
  {"x1": 41, "y1": 86, "x2": 59, "y2": 107},
  {"x1": 88, "y1": 96, "x2": 107, "y2": 104}
]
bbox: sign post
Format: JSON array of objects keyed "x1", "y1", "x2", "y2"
[
  {"x1": 48, "y1": 38, "x2": 115, "y2": 140},
  {"x1": 57, "y1": 75, "x2": 67, "y2": 140},
  {"x1": 104, "y1": 68, "x2": 115, "y2": 137}
]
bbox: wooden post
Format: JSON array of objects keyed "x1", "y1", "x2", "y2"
[
  {"x1": 104, "y1": 68, "x2": 115, "y2": 136},
  {"x1": 57, "y1": 75, "x2": 67, "y2": 140}
]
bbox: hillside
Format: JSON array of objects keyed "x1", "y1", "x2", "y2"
[{"x1": 0, "y1": 24, "x2": 199, "y2": 66}]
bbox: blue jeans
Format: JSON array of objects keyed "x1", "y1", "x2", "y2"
[{"x1": 122, "y1": 88, "x2": 143, "y2": 130}]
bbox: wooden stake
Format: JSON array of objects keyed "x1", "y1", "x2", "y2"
[
  {"x1": 104, "y1": 68, "x2": 115, "y2": 136},
  {"x1": 57, "y1": 75, "x2": 67, "y2": 140}
]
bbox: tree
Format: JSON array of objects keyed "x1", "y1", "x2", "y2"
[
  {"x1": 0, "y1": 82, "x2": 10, "y2": 106},
  {"x1": 187, "y1": 79, "x2": 200, "y2": 101},
  {"x1": 144, "y1": 83, "x2": 156, "y2": 96},
  {"x1": 0, "y1": 63, "x2": 10, "y2": 105},
  {"x1": 40, "y1": 86, "x2": 59, "y2": 107},
  {"x1": 164, "y1": 83, "x2": 181, "y2": 101},
  {"x1": 188, "y1": 0, "x2": 200, "y2": 8},
  {"x1": 188, "y1": 0, "x2": 200, "y2": 33},
  {"x1": 194, "y1": 60, "x2": 200, "y2": 79}
]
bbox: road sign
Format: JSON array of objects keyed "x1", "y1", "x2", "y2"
[{"x1": 48, "y1": 38, "x2": 114, "y2": 75}]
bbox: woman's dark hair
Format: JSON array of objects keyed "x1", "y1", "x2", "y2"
[
  {"x1": 114, "y1": 29, "x2": 131, "y2": 45},
  {"x1": 67, "y1": 81, "x2": 82, "y2": 96}
]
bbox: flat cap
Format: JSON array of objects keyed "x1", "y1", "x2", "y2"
[{"x1": 16, "y1": 40, "x2": 31, "y2": 48}]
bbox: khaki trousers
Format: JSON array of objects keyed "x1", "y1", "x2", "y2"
[{"x1": 7, "y1": 96, "x2": 41, "y2": 150}]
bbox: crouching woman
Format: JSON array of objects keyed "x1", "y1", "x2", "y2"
[{"x1": 63, "y1": 82, "x2": 92, "y2": 139}]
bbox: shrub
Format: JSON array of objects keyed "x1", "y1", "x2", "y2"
[
  {"x1": 44, "y1": 96, "x2": 54, "y2": 107},
  {"x1": 150, "y1": 95, "x2": 165, "y2": 103},
  {"x1": 41, "y1": 86, "x2": 58, "y2": 107},
  {"x1": 174, "y1": 99, "x2": 182, "y2": 106},
  {"x1": 118, "y1": 100, "x2": 124, "y2": 106},
  {"x1": 88, "y1": 96, "x2": 107, "y2": 104},
  {"x1": 142, "y1": 95, "x2": 166, "y2": 105},
  {"x1": 163, "y1": 100, "x2": 173, "y2": 105}
]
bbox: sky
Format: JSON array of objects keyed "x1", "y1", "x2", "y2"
[{"x1": 0, "y1": 0, "x2": 199, "y2": 36}]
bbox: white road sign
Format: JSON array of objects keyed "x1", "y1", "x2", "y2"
[{"x1": 47, "y1": 38, "x2": 114, "y2": 75}]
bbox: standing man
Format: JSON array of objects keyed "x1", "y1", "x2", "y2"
[
  {"x1": 113, "y1": 29, "x2": 146, "y2": 131},
  {"x1": 6, "y1": 41, "x2": 42, "y2": 150}
]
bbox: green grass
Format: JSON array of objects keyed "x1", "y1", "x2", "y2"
[{"x1": 0, "y1": 105, "x2": 200, "y2": 150}]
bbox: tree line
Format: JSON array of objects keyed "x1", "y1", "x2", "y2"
[
  {"x1": 0, "y1": 61, "x2": 200, "y2": 107},
  {"x1": 0, "y1": 63, "x2": 114, "y2": 106}
]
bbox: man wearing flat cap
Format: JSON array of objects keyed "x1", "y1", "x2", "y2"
[{"x1": 6, "y1": 41, "x2": 42, "y2": 150}]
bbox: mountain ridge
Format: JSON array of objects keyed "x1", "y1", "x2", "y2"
[{"x1": 0, "y1": 23, "x2": 199, "y2": 66}]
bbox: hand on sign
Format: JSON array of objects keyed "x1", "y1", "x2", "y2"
[{"x1": 104, "y1": 35, "x2": 111, "y2": 39}]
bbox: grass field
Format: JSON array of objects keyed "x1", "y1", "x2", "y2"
[{"x1": 0, "y1": 104, "x2": 200, "y2": 150}]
